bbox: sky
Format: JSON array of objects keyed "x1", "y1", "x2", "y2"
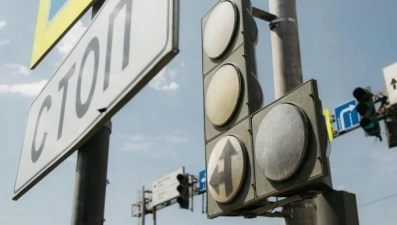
[{"x1": 1, "y1": 0, "x2": 397, "y2": 225}]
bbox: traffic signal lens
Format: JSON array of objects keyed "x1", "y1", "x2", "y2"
[
  {"x1": 203, "y1": 1, "x2": 238, "y2": 60},
  {"x1": 255, "y1": 103, "x2": 309, "y2": 182},
  {"x1": 356, "y1": 102, "x2": 373, "y2": 117},
  {"x1": 177, "y1": 185, "x2": 187, "y2": 195},
  {"x1": 177, "y1": 174, "x2": 188, "y2": 184},
  {"x1": 205, "y1": 64, "x2": 242, "y2": 127},
  {"x1": 360, "y1": 117, "x2": 380, "y2": 135},
  {"x1": 353, "y1": 87, "x2": 371, "y2": 102},
  {"x1": 207, "y1": 135, "x2": 246, "y2": 203}
]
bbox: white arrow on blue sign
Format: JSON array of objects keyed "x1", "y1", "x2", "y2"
[
  {"x1": 334, "y1": 99, "x2": 360, "y2": 131},
  {"x1": 198, "y1": 170, "x2": 206, "y2": 191}
]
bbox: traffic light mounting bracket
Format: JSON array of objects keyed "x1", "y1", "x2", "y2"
[
  {"x1": 218, "y1": 191, "x2": 320, "y2": 218},
  {"x1": 251, "y1": 7, "x2": 276, "y2": 22}
]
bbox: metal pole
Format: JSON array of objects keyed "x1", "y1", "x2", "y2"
[
  {"x1": 269, "y1": 0, "x2": 303, "y2": 99},
  {"x1": 153, "y1": 207, "x2": 157, "y2": 225},
  {"x1": 71, "y1": 1, "x2": 110, "y2": 225},
  {"x1": 141, "y1": 186, "x2": 146, "y2": 225},
  {"x1": 70, "y1": 120, "x2": 112, "y2": 225},
  {"x1": 268, "y1": 0, "x2": 317, "y2": 224}
]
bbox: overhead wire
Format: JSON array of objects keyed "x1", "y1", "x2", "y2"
[{"x1": 358, "y1": 191, "x2": 397, "y2": 208}]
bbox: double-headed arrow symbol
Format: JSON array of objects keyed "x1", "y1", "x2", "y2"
[{"x1": 209, "y1": 139, "x2": 237, "y2": 197}]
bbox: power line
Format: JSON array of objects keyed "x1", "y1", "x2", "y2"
[{"x1": 359, "y1": 192, "x2": 397, "y2": 208}]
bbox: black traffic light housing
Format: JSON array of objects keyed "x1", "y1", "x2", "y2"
[
  {"x1": 353, "y1": 87, "x2": 380, "y2": 136},
  {"x1": 176, "y1": 174, "x2": 190, "y2": 209}
]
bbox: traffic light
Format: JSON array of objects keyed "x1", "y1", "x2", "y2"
[
  {"x1": 352, "y1": 87, "x2": 380, "y2": 136},
  {"x1": 176, "y1": 173, "x2": 190, "y2": 209},
  {"x1": 252, "y1": 80, "x2": 332, "y2": 201},
  {"x1": 202, "y1": 0, "x2": 262, "y2": 218}
]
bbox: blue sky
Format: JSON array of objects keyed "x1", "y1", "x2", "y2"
[{"x1": 1, "y1": 0, "x2": 397, "y2": 225}]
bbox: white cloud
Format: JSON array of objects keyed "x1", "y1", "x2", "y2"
[
  {"x1": 0, "y1": 20, "x2": 6, "y2": 30},
  {"x1": 0, "y1": 39, "x2": 10, "y2": 45},
  {"x1": 0, "y1": 20, "x2": 9, "y2": 46},
  {"x1": 117, "y1": 133, "x2": 188, "y2": 156},
  {"x1": 5, "y1": 63, "x2": 30, "y2": 76},
  {"x1": 149, "y1": 67, "x2": 180, "y2": 91},
  {"x1": 149, "y1": 62, "x2": 185, "y2": 91},
  {"x1": 0, "y1": 80, "x2": 48, "y2": 97},
  {"x1": 56, "y1": 21, "x2": 87, "y2": 59}
]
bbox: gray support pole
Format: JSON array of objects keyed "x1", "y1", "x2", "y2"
[
  {"x1": 268, "y1": 0, "x2": 316, "y2": 224},
  {"x1": 153, "y1": 207, "x2": 157, "y2": 225},
  {"x1": 269, "y1": 0, "x2": 303, "y2": 99},
  {"x1": 268, "y1": 1, "x2": 359, "y2": 225},
  {"x1": 70, "y1": 120, "x2": 112, "y2": 225},
  {"x1": 71, "y1": 1, "x2": 110, "y2": 225},
  {"x1": 141, "y1": 186, "x2": 146, "y2": 225}
]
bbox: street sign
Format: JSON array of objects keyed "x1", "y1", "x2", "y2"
[
  {"x1": 323, "y1": 109, "x2": 334, "y2": 142},
  {"x1": 334, "y1": 99, "x2": 360, "y2": 132},
  {"x1": 31, "y1": 0, "x2": 95, "y2": 69},
  {"x1": 383, "y1": 62, "x2": 397, "y2": 105},
  {"x1": 198, "y1": 169, "x2": 206, "y2": 191},
  {"x1": 207, "y1": 135, "x2": 245, "y2": 203},
  {"x1": 14, "y1": 0, "x2": 179, "y2": 200},
  {"x1": 152, "y1": 167, "x2": 184, "y2": 206}
]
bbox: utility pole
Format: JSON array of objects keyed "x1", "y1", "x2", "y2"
[
  {"x1": 269, "y1": 0, "x2": 303, "y2": 99},
  {"x1": 269, "y1": 1, "x2": 359, "y2": 225},
  {"x1": 141, "y1": 186, "x2": 146, "y2": 225},
  {"x1": 70, "y1": 1, "x2": 111, "y2": 225},
  {"x1": 268, "y1": 1, "x2": 317, "y2": 223}
]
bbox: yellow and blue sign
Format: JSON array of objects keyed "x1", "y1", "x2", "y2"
[
  {"x1": 30, "y1": 0, "x2": 94, "y2": 69},
  {"x1": 323, "y1": 109, "x2": 334, "y2": 142}
]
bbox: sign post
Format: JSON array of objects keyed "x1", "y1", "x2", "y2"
[{"x1": 70, "y1": 1, "x2": 110, "y2": 225}]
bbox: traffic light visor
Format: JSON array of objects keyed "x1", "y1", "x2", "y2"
[
  {"x1": 353, "y1": 87, "x2": 372, "y2": 102},
  {"x1": 177, "y1": 174, "x2": 188, "y2": 184}
]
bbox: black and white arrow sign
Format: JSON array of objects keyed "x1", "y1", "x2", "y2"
[{"x1": 207, "y1": 136, "x2": 245, "y2": 203}]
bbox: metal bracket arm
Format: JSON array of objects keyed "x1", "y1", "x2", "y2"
[{"x1": 252, "y1": 7, "x2": 276, "y2": 22}]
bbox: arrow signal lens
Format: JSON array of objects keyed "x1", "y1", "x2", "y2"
[{"x1": 207, "y1": 135, "x2": 246, "y2": 203}]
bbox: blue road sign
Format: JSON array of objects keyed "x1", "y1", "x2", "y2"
[
  {"x1": 334, "y1": 99, "x2": 360, "y2": 131},
  {"x1": 198, "y1": 170, "x2": 206, "y2": 191}
]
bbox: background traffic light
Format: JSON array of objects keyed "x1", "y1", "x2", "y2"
[
  {"x1": 252, "y1": 80, "x2": 332, "y2": 200},
  {"x1": 176, "y1": 174, "x2": 190, "y2": 209},
  {"x1": 201, "y1": 0, "x2": 261, "y2": 218},
  {"x1": 353, "y1": 87, "x2": 380, "y2": 136}
]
